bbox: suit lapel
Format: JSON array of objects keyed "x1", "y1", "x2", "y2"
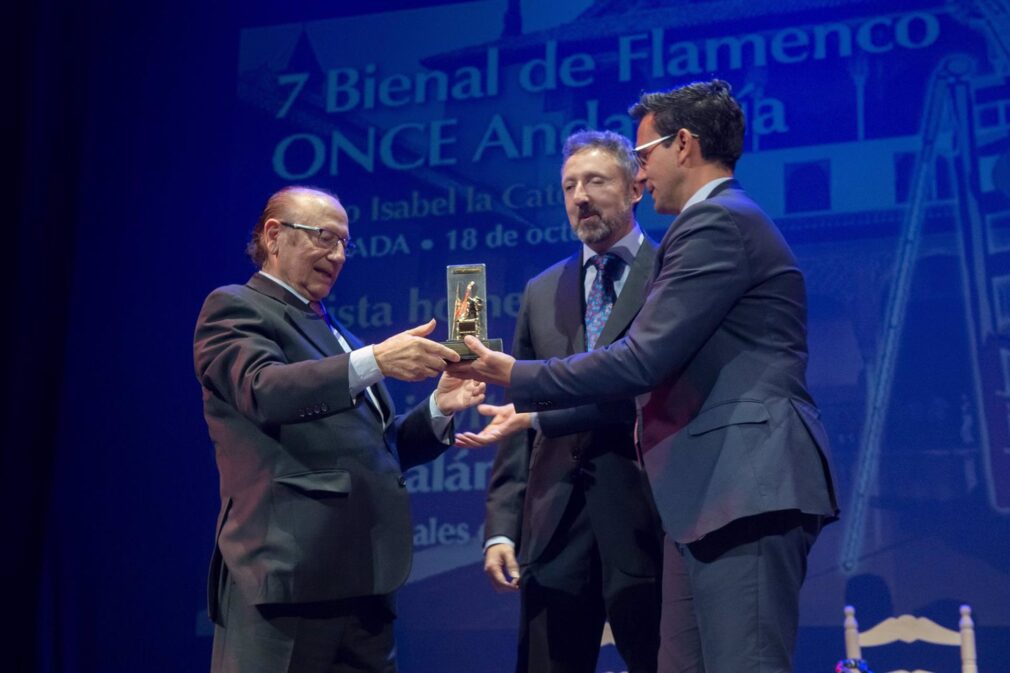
[
  {"x1": 333, "y1": 321, "x2": 394, "y2": 422},
  {"x1": 556, "y1": 251, "x2": 586, "y2": 354},
  {"x1": 288, "y1": 308, "x2": 343, "y2": 358},
  {"x1": 248, "y1": 274, "x2": 392, "y2": 425},
  {"x1": 246, "y1": 274, "x2": 342, "y2": 358},
  {"x1": 595, "y1": 237, "x2": 658, "y2": 348}
]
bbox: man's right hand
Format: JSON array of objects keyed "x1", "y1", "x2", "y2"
[
  {"x1": 484, "y1": 542, "x2": 520, "y2": 592},
  {"x1": 446, "y1": 335, "x2": 516, "y2": 387},
  {"x1": 373, "y1": 319, "x2": 460, "y2": 382}
]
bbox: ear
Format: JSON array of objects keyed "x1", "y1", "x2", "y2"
[
  {"x1": 677, "y1": 128, "x2": 696, "y2": 163},
  {"x1": 629, "y1": 177, "x2": 644, "y2": 205},
  {"x1": 262, "y1": 218, "x2": 282, "y2": 254}
]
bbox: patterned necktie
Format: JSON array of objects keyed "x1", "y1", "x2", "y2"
[{"x1": 585, "y1": 253, "x2": 620, "y2": 351}]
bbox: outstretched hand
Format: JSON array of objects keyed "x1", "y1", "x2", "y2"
[
  {"x1": 446, "y1": 336, "x2": 516, "y2": 387},
  {"x1": 434, "y1": 370, "x2": 486, "y2": 415},
  {"x1": 455, "y1": 403, "x2": 531, "y2": 448},
  {"x1": 373, "y1": 319, "x2": 459, "y2": 382}
]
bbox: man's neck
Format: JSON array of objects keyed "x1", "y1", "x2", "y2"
[
  {"x1": 687, "y1": 164, "x2": 732, "y2": 194},
  {"x1": 677, "y1": 165, "x2": 733, "y2": 212}
]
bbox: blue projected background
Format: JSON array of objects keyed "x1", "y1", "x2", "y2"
[{"x1": 24, "y1": 1, "x2": 1010, "y2": 672}]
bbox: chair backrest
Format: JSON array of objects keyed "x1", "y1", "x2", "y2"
[
  {"x1": 600, "y1": 621, "x2": 615, "y2": 647},
  {"x1": 843, "y1": 604, "x2": 978, "y2": 673}
]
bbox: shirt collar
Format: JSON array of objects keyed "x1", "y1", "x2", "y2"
[
  {"x1": 582, "y1": 223, "x2": 644, "y2": 268},
  {"x1": 681, "y1": 176, "x2": 733, "y2": 214},
  {"x1": 258, "y1": 271, "x2": 311, "y2": 306}
]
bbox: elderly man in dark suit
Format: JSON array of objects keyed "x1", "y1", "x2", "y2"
[
  {"x1": 455, "y1": 80, "x2": 839, "y2": 673},
  {"x1": 457, "y1": 131, "x2": 701, "y2": 673},
  {"x1": 194, "y1": 186, "x2": 485, "y2": 673}
]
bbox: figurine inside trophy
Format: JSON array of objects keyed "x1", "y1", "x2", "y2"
[{"x1": 442, "y1": 264, "x2": 503, "y2": 360}]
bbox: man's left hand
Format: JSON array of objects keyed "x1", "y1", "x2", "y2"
[
  {"x1": 434, "y1": 371, "x2": 486, "y2": 415},
  {"x1": 455, "y1": 403, "x2": 531, "y2": 448}
]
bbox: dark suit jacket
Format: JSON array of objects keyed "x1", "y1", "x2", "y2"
[
  {"x1": 485, "y1": 238, "x2": 662, "y2": 575},
  {"x1": 510, "y1": 181, "x2": 839, "y2": 543},
  {"x1": 194, "y1": 273, "x2": 450, "y2": 620}
]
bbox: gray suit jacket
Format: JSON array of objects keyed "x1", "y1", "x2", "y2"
[
  {"x1": 485, "y1": 239, "x2": 662, "y2": 575},
  {"x1": 194, "y1": 273, "x2": 449, "y2": 619},
  {"x1": 510, "y1": 181, "x2": 839, "y2": 543}
]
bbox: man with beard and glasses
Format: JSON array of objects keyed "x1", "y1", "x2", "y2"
[
  {"x1": 454, "y1": 80, "x2": 839, "y2": 673},
  {"x1": 456, "y1": 131, "x2": 701, "y2": 673}
]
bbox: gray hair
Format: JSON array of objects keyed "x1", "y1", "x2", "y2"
[{"x1": 561, "y1": 130, "x2": 639, "y2": 185}]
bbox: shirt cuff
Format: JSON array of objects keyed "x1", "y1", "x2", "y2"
[
  {"x1": 348, "y1": 345, "x2": 383, "y2": 397},
  {"x1": 529, "y1": 411, "x2": 541, "y2": 432},
  {"x1": 483, "y1": 536, "x2": 515, "y2": 552},
  {"x1": 428, "y1": 394, "x2": 453, "y2": 443}
]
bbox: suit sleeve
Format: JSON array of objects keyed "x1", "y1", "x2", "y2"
[
  {"x1": 483, "y1": 281, "x2": 537, "y2": 543},
  {"x1": 393, "y1": 396, "x2": 455, "y2": 471},
  {"x1": 511, "y1": 202, "x2": 751, "y2": 411},
  {"x1": 535, "y1": 399, "x2": 636, "y2": 437},
  {"x1": 193, "y1": 288, "x2": 356, "y2": 426}
]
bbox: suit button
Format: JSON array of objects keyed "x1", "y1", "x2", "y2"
[
  {"x1": 298, "y1": 408, "x2": 306, "y2": 418},
  {"x1": 571, "y1": 451, "x2": 581, "y2": 461},
  {"x1": 320, "y1": 402, "x2": 328, "y2": 412},
  {"x1": 314, "y1": 404, "x2": 322, "y2": 414},
  {"x1": 397, "y1": 476, "x2": 407, "y2": 488}
]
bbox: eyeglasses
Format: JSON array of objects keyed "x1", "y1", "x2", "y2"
[
  {"x1": 280, "y1": 221, "x2": 356, "y2": 252},
  {"x1": 634, "y1": 132, "x2": 700, "y2": 166}
]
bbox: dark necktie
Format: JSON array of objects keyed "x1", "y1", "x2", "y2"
[
  {"x1": 309, "y1": 301, "x2": 339, "y2": 343},
  {"x1": 585, "y1": 253, "x2": 620, "y2": 351},
  {"x1": 310, "y1": 301, "x2": 387, "y2": 424}
]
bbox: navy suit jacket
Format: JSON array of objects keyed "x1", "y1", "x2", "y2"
[
  {"x1": 510, "y1": 181, "x2": 839, "y2": 543},
  {"x1": 485, "y1": 238, "x2": 662, "y2": 575},
  {"x1": 194, "y1": 273, "x2": 449, "y2": 619}
]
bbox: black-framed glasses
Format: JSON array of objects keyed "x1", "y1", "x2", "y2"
[
  {"x1": 280, "y1": 221, "x2": 356, "y2": 252},
  {"x1": 633, "y1": 132, "x2": 700, "y2": 166}
]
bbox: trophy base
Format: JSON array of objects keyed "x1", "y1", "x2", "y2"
[{"x1": 442, "y1": 338, "x2": 503, "y2": 361}]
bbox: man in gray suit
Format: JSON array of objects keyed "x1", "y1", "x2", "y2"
[
  {"x1": 194, "y1": 186, "x2": 485, "y2": 673},
  {"x1": 455, "y1": 80, "x2": 839, "y2": 673},
  {"x1": 458, "y1": 131, "x2": 700, "y2": 673}
]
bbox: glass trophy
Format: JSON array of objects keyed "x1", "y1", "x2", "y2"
[{"x1": 442, "y1": 264, "x2": 503, "y2": 360}]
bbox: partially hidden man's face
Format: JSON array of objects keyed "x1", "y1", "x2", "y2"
[
  {"x1": 561, "y1": 147, "x2": 641, "y2": 250},
  {"x1": 267, "y1": 192, "x2": 350, "y2": 302},
  {"x1": 635, "y1": 113, "x2": 683, "y2": 215}
]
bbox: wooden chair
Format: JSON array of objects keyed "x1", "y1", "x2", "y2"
[{"x1": 843, "y1": 604, "x2": 978, "y2": 673}]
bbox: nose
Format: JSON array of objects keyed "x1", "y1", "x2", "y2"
[
  {"x1": 325, "y1": 244, "x2": 345, "y2": 261},
  {"x1": 573, "y1": 182, "x2": 590, "y2": 205}
]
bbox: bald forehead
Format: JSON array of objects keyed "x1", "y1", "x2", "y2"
[{"x1": 281, "y1": 188, "x2": 342, "y2": 216}]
